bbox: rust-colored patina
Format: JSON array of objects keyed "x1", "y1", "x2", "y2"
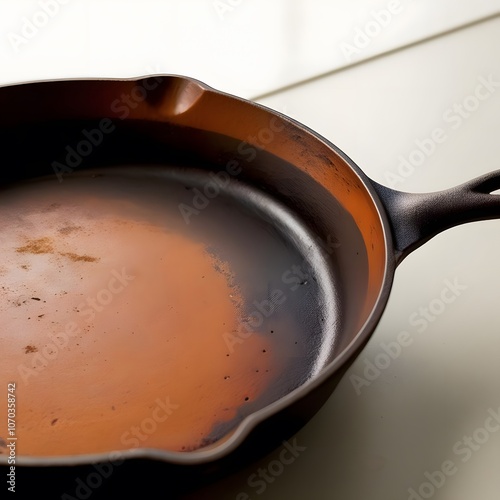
[{"x1": 0, "y1": 183, "x2": 278, "y2": 456}]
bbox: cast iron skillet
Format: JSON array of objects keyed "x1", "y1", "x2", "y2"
[{"x1": 1, "y1": 75, "x2": 500, "y2": 495}]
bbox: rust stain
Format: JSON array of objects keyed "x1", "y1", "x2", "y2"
[
  {"x1": 58, "y1": 226, "x2": 82, "y2": 235},
  {"x1": 15, "y1": 237, "x2": 97, "y2": 262},
  {"x1": 59, "y1": 252, "x2": 99, "y2": 263},
  {"x1": 16, "y1": 237, "x2": 54, "y2": 254}
]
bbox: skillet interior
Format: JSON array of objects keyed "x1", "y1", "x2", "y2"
[{"x1": 0, "y1": 78, "x2": 387, "y2": 460}]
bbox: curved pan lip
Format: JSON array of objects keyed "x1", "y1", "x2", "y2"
[{"x1": 1, "y1": 75, "x2": 397, "y2": 467}]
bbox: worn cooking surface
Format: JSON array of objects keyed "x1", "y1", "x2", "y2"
[{"x1": 0, "y1": 180, "x2": 279, "y2": 456}]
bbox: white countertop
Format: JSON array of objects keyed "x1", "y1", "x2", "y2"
[
  {"x1": 1, "y1": 0, "x2": 499, "y2": 98},
  {"x1": 2, "y1": 2, "x2": 500, "y2": 499}
]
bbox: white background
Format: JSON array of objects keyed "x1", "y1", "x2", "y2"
[{"x1": 2, "y1": 2, "x2": 500, "y2": 499}]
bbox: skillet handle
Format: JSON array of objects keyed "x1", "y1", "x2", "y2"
[{"x1": 370, "y1": 170, "x2": 500, "y2": 265}]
